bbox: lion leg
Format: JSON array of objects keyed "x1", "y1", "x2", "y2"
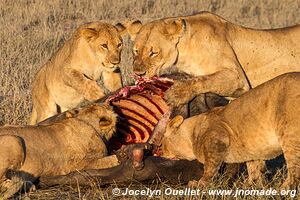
[
  {"x1": 0, "y1": 135, "x2": 25, "y2": 199},
  {"x1": 189, "y1": 130, "x2": 229, "y2": 187},
  {"x1": 85, "y1": 155, "x2": 120, "y2": 170},
  {"x1": 102, "y1": 71, "x2": 123, "y2": 93},
  {"x1": 29, "y1": 106, "x2": 38, "y2": 125},
  {"x1": 164, "y1": 67, "x2": 249, "y2": 107},
  {"x1": 246, "y1": 160, "x2": 266, "y2": 186},
  {"x1": 31, "y1": 74, "x2": 59, "y2": 124},
  {"x1": 280, "y1": 134, "x2": 300, "y2": 189},
  {"x1": 33, "y1": 96, "x2": 57, "y2": 124}
]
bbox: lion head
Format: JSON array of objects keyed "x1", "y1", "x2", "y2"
[
  {"x1": 66, "y1": 103, "x2": 117, "y2": 140},
  {"x1": 164, "y1": 115, "x2": 184, "y2": 137},
  {"x1": 161, "y1": 115, "x2": 197, "y2": 160},
  {"x1": 122, "y1": 18, "x2": 186, "y2": 77},
  {"x1": 74, "y1": 22, "x2": 126, "y2": 72}
]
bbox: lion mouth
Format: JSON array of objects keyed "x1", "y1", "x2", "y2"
[
  {"x1": 153, "y1": 63, "x2": 165, "y2": 76},
  {"x1": 144, "y1": 70, "x2": 155, "y2": 78},
  {"x1": 140, "y1": 65, "x2": 162, "y2": 78}
]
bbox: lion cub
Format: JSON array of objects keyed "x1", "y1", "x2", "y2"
[
  {"x1": 30, "y1": 22, "x2": 125, "y2": 124},
  {"x1": 162, "y1": 72, "x2": 300, "y2": 188},
  {"x1": 0, "y1": 103, "x2": 116, "y2": 198}
]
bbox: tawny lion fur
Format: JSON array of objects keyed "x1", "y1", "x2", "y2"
[
  {"x1": 161, "y1": 73, "x2": 300, "y2": 188},
  {"x1": 0, "y1": 103, "x2": 118, "y2": 199},
  {"x1": 124, "y1": 12, "x2": 300, "y2": 106},
  {"x1": 30, "y1": 22, "x2": 125, "y2": 124}
]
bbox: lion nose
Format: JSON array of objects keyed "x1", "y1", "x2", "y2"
[
  {"x1": 133, "y1": 60, "x2": 147, "y2": 76},
  {"x1": 111, "y1": 59, "x2": 120, "y2": 65}
]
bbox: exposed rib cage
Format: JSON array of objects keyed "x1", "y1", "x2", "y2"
[{"x1": 106, "y1": 77, "x2": 173, "y2": 150}]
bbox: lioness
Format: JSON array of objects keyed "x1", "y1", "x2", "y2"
[
  {"x1": 161, "y1": 72, "x2": 300, "y2": 188},
  {"x1": 0, "y1": 103, "x2": 117, "y2": 199},
  {"x1": 30, "y1": 22, "x2": 125, "y2": 124},
  {"x1": 124, "y1": 12, "x2": 300, "y2": 106}
]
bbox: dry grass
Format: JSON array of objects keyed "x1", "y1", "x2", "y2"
[
  {"x1": 22, "y1": 166, "x2": 296, "y2": 200},
  {"x1": 1, "y1": 0, "x2": 300, "y2": 199}
]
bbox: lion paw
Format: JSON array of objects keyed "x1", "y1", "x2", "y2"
[
  {"x1": 0, "y1": 178, "x2": 24, "y2": 199},
  {"x1": 187, "y1": 180, "x2": 199, "y2": 188},
  {"x1": 280, "y1": 178, "x2": 296, "y2": 190},
  {"x1": 84, "y1": 81, "x2": 105, "y2": 101},
  {"x1": 188, "y1": 179, "x2": 208, "y2": 188},
  {"x1": 164, "y1": 80, "x2": 195, "y2": 107}
]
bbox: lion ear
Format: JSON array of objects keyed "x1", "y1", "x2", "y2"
[
  {"x1": 79, "y1": 27, "x2": 98, "y2": 41},
  {"x1": 168, "y1": 115, "x2": 184, "y2": 128},
  {"x1": 115, "y1": 23, "x2": 127, "y2": 36},
  {"x1": 116, "y1": 20, "x2": 142, "y2": 40},
  {"x1": 165, "y1": 18, "x2": 186, "y2": 39},
  {"x1": 99, "y1": 116, "x2": 113, "y2": 130}
]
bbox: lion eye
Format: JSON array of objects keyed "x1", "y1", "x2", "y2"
[
  {"x1": 133, "y1": 49, "x2": 138, "y2": 55},
  {"x1": 117, "y1": 43, "x2": 122, "y2": 48},
  {"x1": 149, "y1": 51, "x2": 159, "y2": 58},
  {"x1": 101, "y1": 44, "x2": 108, "y2": 49}
]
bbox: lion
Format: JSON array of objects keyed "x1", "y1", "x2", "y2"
[
  {"x1": 30, "y1": 21, "x2": 126, "y2": 125},
  {"x1": 161, "y1": 72, "x2": 300, "y2": 189},
  {"x1": 0, "y1": 103, "x2": 118, "y2": 199},
  {"x1": 122, "y1": 12, "x2": 300, "y2": 106}
]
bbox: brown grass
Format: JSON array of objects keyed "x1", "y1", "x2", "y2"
[{"x1": 1, "y1": 0, "x2": 300, "y2": 199}]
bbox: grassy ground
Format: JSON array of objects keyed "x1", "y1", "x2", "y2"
[
  {"x1": 1, "y1": 0, "x2": 300, "y2": 199},
  {"x1": 19, "y1": 167, "x2": 297, "y2": 199}
]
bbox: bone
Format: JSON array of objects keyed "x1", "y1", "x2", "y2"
[
  {"x1": 148, "y1": 110, "x2": 171, "y2": 146},
  {"x1": 106, "y1": 76, "x2": 173, "y2": 150},
  {"x1": 132, "y1": 148, "x2": 144, "y2": 170}
]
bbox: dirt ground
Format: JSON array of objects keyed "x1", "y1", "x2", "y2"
[{"x1": 0, "y1": 0, "x2": 300, "y2": 199}]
